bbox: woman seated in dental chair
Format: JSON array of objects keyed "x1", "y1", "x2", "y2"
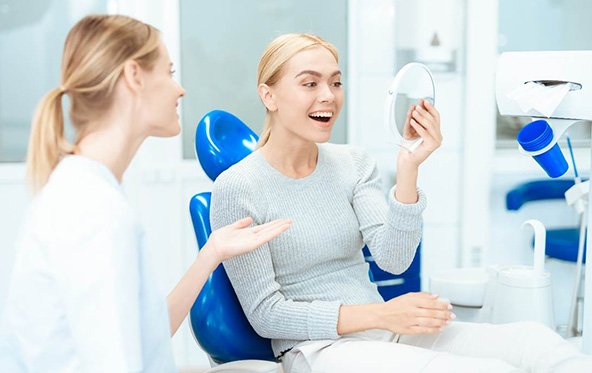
[{"x1": 210, "y1": 33, "x2": 592, "y2": 373}]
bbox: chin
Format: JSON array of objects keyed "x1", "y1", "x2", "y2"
[
  {"x1": 174, "y1": 121, "x2": 182, "y2": 133},
  {"x1": 315, "y1": 125, "x2": 334, "y2": 142},
  {"x1": 313, "y1": 132, "x2": 332, "y2": 143},
  {"x1": 168, "y1": 124, "x2": 182, "y2": 137},
  {"x1": 154, "y1": 122, "x2": 181, "y2": 137}
]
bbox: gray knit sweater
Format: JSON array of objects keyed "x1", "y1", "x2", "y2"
[{"x1": 210, "y1": 143, "x2": 426, "y2": 357}]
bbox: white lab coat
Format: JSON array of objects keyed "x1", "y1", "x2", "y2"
[{"x1": 0, "y1": 156, "x2": 175, "y2": 372}]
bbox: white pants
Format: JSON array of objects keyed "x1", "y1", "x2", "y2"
[{"x1": 281, "y1": 321, "x2": 592, "y2": 373}]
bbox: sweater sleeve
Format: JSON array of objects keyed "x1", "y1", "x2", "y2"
[
  {"x1": 210, "y1": 170, "x2": 341, "y2": 342},
  {"x1": 350, "y1": 148, "x2": 426, "y2": 274}
]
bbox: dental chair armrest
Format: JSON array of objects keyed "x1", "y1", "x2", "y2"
[{"x1": 206, "y1": 360, "x2": 281, "y2": 373}]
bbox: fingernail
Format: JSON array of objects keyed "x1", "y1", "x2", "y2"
[
  {"x1": 450, "y1": 313, "x2": 456, "y2": 320},
  {"x1": 446, "y1": 320, "x2": 450, "y2": 325},
  {"x1": 447, "y1": 304, "x2": 453, "y2": 310}
]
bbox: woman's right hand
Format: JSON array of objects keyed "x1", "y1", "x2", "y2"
[
  {"x1": 205, "y1": 217, "x2": 292, "y2": 264},
  {"x1": 398, "y1": 99, "x2": 442, "y2": 169},
  {"x1": 377, "y1": 292, "x2": 454, "y2": 334}
]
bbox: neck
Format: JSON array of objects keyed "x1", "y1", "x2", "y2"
[
  {"x1": 75, "y1": 118, "x2": 144, "y2": 183},
  {"x1": 260, "y1": 127, "x2": 319, "y2": 178}
]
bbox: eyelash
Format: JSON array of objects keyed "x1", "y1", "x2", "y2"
[
  {"x1": 170, "y1": 69, "x2": 176, "y2": 76},
  {"x1": 303, "y1": 81, "x2": 343, "y2": 88}
]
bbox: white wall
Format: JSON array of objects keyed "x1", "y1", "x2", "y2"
[{"x1": 348, "y1": 0, "x2": 466, "y2": 289}]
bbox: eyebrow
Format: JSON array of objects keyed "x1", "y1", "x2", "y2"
[{"x1": 294, "y1": 70, "x2": 341, "y2": 79}]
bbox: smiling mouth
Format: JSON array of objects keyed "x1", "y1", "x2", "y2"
[{"x1": 309, "y1": 111, "x2": 333, "y2": 123}]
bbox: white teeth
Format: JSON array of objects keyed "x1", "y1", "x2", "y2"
[{"x1": 309, "y1": 112, "x2": 333, "y2": 118}]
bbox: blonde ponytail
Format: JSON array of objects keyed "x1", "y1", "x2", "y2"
[
  {"x1": 26, "y1": 87, "x2": 74, "y2": 192},
  {"x1": 25, "y1": 15, "x2": 161, "y2": 193}
]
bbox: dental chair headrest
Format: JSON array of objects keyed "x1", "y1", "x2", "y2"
[{"x1": 195, "y1": 110, "x2": 259, "y2": 181}]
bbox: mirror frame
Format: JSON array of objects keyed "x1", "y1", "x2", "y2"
[{"x1": 384, "y1": 62, "x2": 436, "y2": 152}]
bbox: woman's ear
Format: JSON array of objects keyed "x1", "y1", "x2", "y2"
[
  {"x1": 121, "y1": 60, "x2": 143, "y2": 93},
  {"x1": 258, "y1": 83, "x2": 277, "y2": 112}
]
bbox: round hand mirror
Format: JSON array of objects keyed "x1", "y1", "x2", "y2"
[{"x1": 384, "y1": 62, "x2": 435, "y2": 152}]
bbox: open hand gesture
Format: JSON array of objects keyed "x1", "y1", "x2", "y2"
[{"x1": 207, "y1": 217, "x2": 292, "y2": 263}]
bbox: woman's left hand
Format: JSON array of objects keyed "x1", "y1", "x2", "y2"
[{"x1": 398, "y1": 98, "x2": 442, "y2": 169}]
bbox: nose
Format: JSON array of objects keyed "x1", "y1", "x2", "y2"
[
  {"x1": 179, "y1": 83, "x2": 186, "y2": 97},
  {"x1": 318, "y1": 83, "x2": 335, "y2": 103}
]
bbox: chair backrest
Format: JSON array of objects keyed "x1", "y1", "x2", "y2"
[
  {"x1": 189, "y1": 110, "x2": 275, "y2": 364},
  {"x1": 194, "y1": 109, "x2": 259, "y2": 181}
]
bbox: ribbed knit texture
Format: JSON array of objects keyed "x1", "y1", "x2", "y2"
[{"x1": 210, "y1": 143, "x2": 426, "y2": 357}]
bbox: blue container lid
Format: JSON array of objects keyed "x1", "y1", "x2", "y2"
[{"x1": 517, "y1": 120, "x2": 553, "y2": 151}]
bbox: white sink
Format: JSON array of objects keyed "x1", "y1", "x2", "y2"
[{"x1": 430, "y1": 268, "x2": 489, "y2": 307}]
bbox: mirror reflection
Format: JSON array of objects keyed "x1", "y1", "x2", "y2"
[{"x1": 385, "y1": 63, "x2": 435, "y2": 151}]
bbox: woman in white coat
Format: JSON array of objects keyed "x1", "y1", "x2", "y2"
[{"x1": 0, "y1": 14, "x2": 291, "y2": 372}]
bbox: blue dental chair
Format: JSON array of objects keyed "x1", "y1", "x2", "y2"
[
  {"x1": 188, "y1": 110, "x2": 421, "y2": 372},
  {"x1": 188, "y1": 110, "x2": 278, "y2": 372}
]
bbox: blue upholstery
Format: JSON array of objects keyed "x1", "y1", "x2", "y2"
[
  {"x1": 195, "y1": 110, "x2": 258, "y2": 181},
  {"x1": 506, "y1": 179, "x2": 575, "y2": 211},
  {"x1": 505, "y1": 179, "x2": 586, "y2": 263},
  {"x1": 189, "y1": 109, "x2": 421, "y2": 363},
  {"x1": 189, "y1": 110, "x2": 275, "y2": 364},
  {"x1": 363, "y1": 246, "x2": 421, "y2": 300},
  {"x1": 189, "y1": 193, "x2": 275, "y2": 364},
  {"x1": 545, "y1": 228, "x2": 586, "y2": 263}
]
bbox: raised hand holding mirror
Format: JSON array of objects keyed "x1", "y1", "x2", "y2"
[{"x1": 384, "y1": 63, "x2": 435, "y2": 152}]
